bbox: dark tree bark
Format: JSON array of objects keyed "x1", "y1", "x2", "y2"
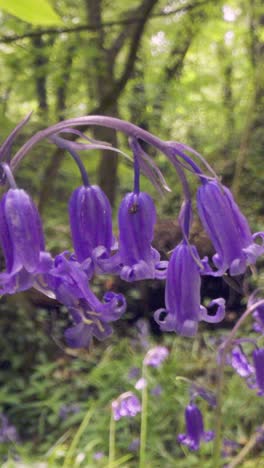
[
  {"x1": 38, "y1": 42, "x2": 76, "y2": 213},
  {"x1": 32, "y1": 36, "x2": 49, "y2": 116}
]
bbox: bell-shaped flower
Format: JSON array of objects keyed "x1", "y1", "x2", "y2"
[
  {"x1": 178, "y1": 404, "x2": 214, "y2": 451},
  {"x1": 47, "y1": 252, "x2": 126, "y2": 348},
  {"x1": 248, "y1": 290, "x2": 264, "y2": 334},
  {"x1": 69, "y1": 185, "x2": 116, "y2": 276},
  {"x1": 117, "y1": 191, "x2": 167, "y2": 282},
  {"x1": 231, "y1": 345, "x2": 254, "y2": 378},
  {"x1": 154, "y1": 242, "x2": 225, "y2": 336},
  {"x1": 112, "y1": 392, "x2": 141, "y2": 421},
  {"x1": 197, "y1": 180, "x2": 264, "y2": 276},
  {"x1": 0, "y1": 188, "x2": 52, "y2": 294},
  {"x1": 253, "y1": 348, "x2": 264, "y2": 396}
]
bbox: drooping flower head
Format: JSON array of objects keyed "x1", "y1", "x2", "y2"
[
  {"x1": 69, "y1": 185, "x2": 115, "y2": 274},
  {"x1": 0, "y1": 188, "x2": 52, "y2": 294},
  {"x1": 117, "y1": 191, "x2": 167, "y2": 281},
  {"x1": 112, "y1": 392, "x2": 141, "y2": 421},
  {"x1": 178, "y1": 404, "x2": 214, "y2": 451},
  {"x1": 154, "y1": 242, "x2": 225, "y2": 336},
  {"x1": 197, "y1": 179, "x2": 264, "y2": 276}
]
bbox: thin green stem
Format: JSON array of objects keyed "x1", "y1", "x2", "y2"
[
  {"x1": 213, "y1": 299, "x2": 264, "y2": 467},
  {"x1": 108, "y1": 410, "x2": 116, "y2": 467},
  {"x1": 63, "y1": 406, "x2": 94, "y2": 468},
  {"x1": 139, "y1": 363, "x2": 148, "y2": 468}
]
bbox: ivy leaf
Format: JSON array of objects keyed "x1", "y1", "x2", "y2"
[{"x1": 0, "y1": 0, "x2": 62, "y2": 25}]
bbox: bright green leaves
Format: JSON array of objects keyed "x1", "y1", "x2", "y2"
[{"x1": 0, "y1": 0, "x2": 62, "y2": 25}]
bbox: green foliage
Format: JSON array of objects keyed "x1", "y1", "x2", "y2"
[{"x1": 0, "y1": 0, "x2": 62, "y2": 25}]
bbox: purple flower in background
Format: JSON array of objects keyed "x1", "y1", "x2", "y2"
[
  {"x1": 231, "y1": 345, "x2": 254, "y2": 378},
  {"x1": 128, "y1": 438, "x2": 140, "y2": 452},
  {"x1": 144, "y1": 346, "x2": 169, "y2": 367},
  {"x1": 151, "y1": 385, "x2": 163, "y2": 397},
  {"x1": 69, "y1": 185, "x2": 116, "y2": 275},
  {"x1": 222, "y1": 439, "x2": 240, "y2": 458},
  {"x1": 135, "y1": 377, "x2": 147, "y2": 390},
  {"x1": 248, "y1": 290, "x2": 264, "y2": 334},
  {"x1": 128, "y1": 367, "x2": 141, "y2": 380},
  {"x1": 0, "y1": 414, "x2": 19, "y2": 443},
  {"x1": 116, "y1": 192, "x2": 167, "y2": 281},
  {"x1": 189, "y1": 384, "x2": 216, "y2": 407},
  {"x1": 47, "y1": 253, "x2": 126, "y2": 348},
  {"x1": 112, "y1": 392, "x2": 141, "y2": 421},
  {"x1": 93, "y1": 452, "x2": 104, "y2": 460},
  {"x1": 197, "y1": 180, "x2": 264, "y2": 276},
  {"x1": 59, "y1": 403, "x2": 80, "y2": 420},
  {"x1": 178, "y1": 404, "x2": 214, "y2": 451},
  {"x1": 253, "y1": 348, "x2": 264, "y2": 396},
  {"x1": 154, "y1": 242, "x2": 225, "y2": 336},
  {"x1": 0, "y1": 188, "x2": 52, "y2": 295}
]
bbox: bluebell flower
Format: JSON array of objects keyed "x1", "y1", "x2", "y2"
[
  {"x1": 189, "y1": 383, "x2": 216, "y2": 407},
  {"x1": 197, "y1": 180, "x2": 264, "y2": 276},
  {"x1": 253, "y1": 348, "x2": 264, "y2": 396},
  {"x1": 69, "y1": 185, "x2": 116, "y2": 275},
  {"x1": 112, "y1": 392, "x2": 141, "y2": 421},
  {"x1": 47, "y1": 253, "x2": 126, "y2": 348},
  {"x1": 0, "y1": 414, "x2": 19, "y2": 443},
  {"x1": 116, "y1": 192, "x2": 167, "y2": 282},
  {"x1": 144, "y1": 346, "x2": 169, "y2": 367},
  {"x1": 154, "y1": 242, "x2": 225, "y2": 336},
  {"x1": 248, "y1": 290, "x2": 264, "y2": 334},
  {"x1": 0, "y1": 188, "x2": 52, "y2": 294},
  {"x1": 178, "y1": 404, "x2": 214, "y2": 451},
  {"x1": 231, "y1": 345, "x2": 254, "y2": 378}
]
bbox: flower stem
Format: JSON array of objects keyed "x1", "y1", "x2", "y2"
[
  {"x1": 213, "y1": 299, "x2": 264, "y2": 467},
  {"x1": 139, "y1": 363, "x2": 148, "y2": 468},
  {"x1": 108, "y1": 410, "x2": 116, "y2": 467}
]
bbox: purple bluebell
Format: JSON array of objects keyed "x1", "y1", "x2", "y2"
[
  {"x1": 231, "y1": 345, "x2": 254, "y2": 378},
  {"x1": 0, "y1": 188, "x2": 52, "y2": 294},
  {"x1": 189, "y1": 384, "x2": 216, "y2": 407},
  {"x1": 253, "y1": 348, "x2": 264, "y2": 396},
  {"x1": 112, "y1": 392, "x2": 141, "y2": 421},
  {"x1": 128, "y1": 438, "x2": 140, "y2": 452},
  {"x1": 222, "y1": 439, "x2": 240, "y2": 457},
  {"x1": 248, "y1": 290, "x2": 264, "y2": 333},
  {"x1": 154, "y1": 242, "x2": 225, "y2": 336},
  {"x1": 197, "y1": 180, "x2": 264, "y2": 276},
  {"x1": 135, "y1": 377, "x2": 147, "y2": 390},
  {"x1": 117, "y1": 192, "x2": 167, "y2": 282},
  {"x1": 253, "y1": 305, "x2": 264, "y2": 334},
  {"x1": 144, "y1": 346, "x2": 169, "y2": 367},
  {"x1": 47, "y1": 253, "x2": 126, "y2": 348},
  {"x1": 178, "y1": 404, "x2": 214, "y2": 451},
  {"x1": 151, "y1": 385, "x2": 163, "y2": 397},
  {"x1": 69, "y1": 185, "x2": 116, "y2": 275},
  {"x1": 93, "y1": 452, "x2": 104, "y2": 460},
  {"x1": 0, "y1": 414, "x2": 19, "y2": 443},
  {"x1": 128, "y1": 367, "x2": 141, "y2": 380},
  {"x1": 59, "y1": 403, "x2": 80, "y2": 420}
]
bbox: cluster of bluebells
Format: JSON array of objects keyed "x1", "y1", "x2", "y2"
[{"x1": 0, "y1": 113, "x2": 263, "y2": 351}]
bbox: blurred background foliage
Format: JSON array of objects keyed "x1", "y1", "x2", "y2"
[{"x1": 0, "y1": 0, "x2": 264, "y2": 466}]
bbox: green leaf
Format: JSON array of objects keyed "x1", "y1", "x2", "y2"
[{"x1": 0, "y1": 0, "x2": 62, "y2": 25}]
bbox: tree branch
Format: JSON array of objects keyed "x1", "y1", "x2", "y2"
[{"x1": 0, "y1": 1, "x2": 213, "y2": 44}]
